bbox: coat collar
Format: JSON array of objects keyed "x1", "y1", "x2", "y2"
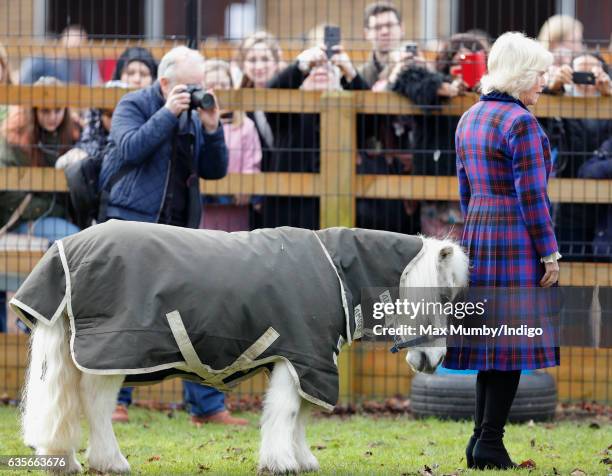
[{"x1": 480, "y1": 90, "x2": 528, "y2": 111}]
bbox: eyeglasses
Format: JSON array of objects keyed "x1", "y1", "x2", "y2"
[{"x1": 368, "y1": 22, "x2": 400, "y2": 32}]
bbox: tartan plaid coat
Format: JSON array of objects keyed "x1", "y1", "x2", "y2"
[{"x1": 443, "y1": 91, "x2": 560, "y2": 370}]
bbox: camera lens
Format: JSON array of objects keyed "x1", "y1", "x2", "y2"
[
  {"x1": 200, "y1": 92, "x2": 216, "y2": 110},
  {"x1": 186, "y1": 86, "x2": 216, "y2": 110}
]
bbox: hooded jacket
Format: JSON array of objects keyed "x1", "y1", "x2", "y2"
[{"x1": 99, "y1": 82, "x2": 228, "y2": 225}]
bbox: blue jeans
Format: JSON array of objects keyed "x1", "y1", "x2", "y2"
[
  {"x1": 183, "y1": 381, "x2": 225, "y2": 417},
  {"x1": 117, "y1": 387, "x2": 133, "y2": 406},
  {"x1": 2, "y1": 217, "x2": 80, "y2": 333},
  {"x1": 118, "y1": 381, "x2": 226, "y2": 415}
]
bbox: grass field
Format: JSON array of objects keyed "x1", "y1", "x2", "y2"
[{"x1": 0, "y1": 406, "x2": 610, "y2": 475}]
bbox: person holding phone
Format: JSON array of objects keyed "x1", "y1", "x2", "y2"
[
  {"x1": 255, "y1": 25, "x2": 368, "y2": 230},
  {"x1": 566, "y1": 54, "x2": 611, "y2": 97},
  {"x1": 545, "y1": 52, "x2": 611, "y2": 96},
  {"x1": 370, "y1": 42, "x2": 426, "y2": 91}
]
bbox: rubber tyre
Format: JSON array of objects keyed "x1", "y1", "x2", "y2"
[{"x1": 410, "y1": 371, "x2": 557, "y2": 422}]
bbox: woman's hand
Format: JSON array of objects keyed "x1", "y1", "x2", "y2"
[
  {"x1": 296, "y1": 46, "x2": 327, "y2": 74},
  {"x1": 540, "y1": 261, "x2": 559, "y2": 287}
]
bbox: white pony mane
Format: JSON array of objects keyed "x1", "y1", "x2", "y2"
[{"x1": 397, "y1": 235, "x2": 469, "y2": 365}]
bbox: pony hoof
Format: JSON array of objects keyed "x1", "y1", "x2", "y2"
[
  {"x1": 258, "y1": 457, "x2": 300, "y2": 474},
  {"x1": 89, "y1": 453, "x2": 130, "y2": 474}
]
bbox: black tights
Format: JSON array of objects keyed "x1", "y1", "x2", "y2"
[{"x1": 473, "y1": 370, "x2": 521, "y2": 441}]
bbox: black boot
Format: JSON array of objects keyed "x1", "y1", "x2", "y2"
[
  {"x1": 472, "y1": 437, "x2": 517, "y2": 469},
  {"x1": 473, "y1": 370, "x2": 521, "y2": 470},
  {"x1": 466, "y1": 371, "x2": 487, "y2": 468}
]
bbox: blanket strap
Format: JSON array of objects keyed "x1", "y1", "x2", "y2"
[
  {"x1": 166, "y1": 310, "x2": 279, "y2": 388},
  {"x1": 166, "y1": 310, "x2": 224, "y2": 385}
]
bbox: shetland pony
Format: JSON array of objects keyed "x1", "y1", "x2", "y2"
[{"x1": 20, "y1": 235, "x2": 468, "y2": 474}]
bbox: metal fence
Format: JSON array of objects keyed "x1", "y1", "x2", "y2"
[{"x1": 0, "y1": 0, "x2": 611, "y2": 405}]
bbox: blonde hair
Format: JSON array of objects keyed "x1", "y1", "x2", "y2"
[
  {"x1": 234, "y1": 31, "x2": 282, "y2": 88},
  {"x1": 235, "y1": 31, "x2": 281, "y2": 65},
  {"x1": 537, "y1": 14, "x2": 583, "y2": 50},
  {"x1": 480, "y1": 32, "x2": 553, "y2": 99},
  {"x1": 0, "y1": 43, "x2": 13, "y2": 84},
  {"x1": 203, "y1": 59, "x2": 245, "y2": 126}
]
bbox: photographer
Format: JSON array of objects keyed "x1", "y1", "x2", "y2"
[
  {"x1": 99, "y1": 47, "x2": 244, "y2": 427},
  {"x1": 99, "y1": 46, "x2": 228, "y2": 227}
]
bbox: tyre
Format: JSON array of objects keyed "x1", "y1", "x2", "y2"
[{"x1": 410, "y1": 371, "x2": 557, "y2": 422}]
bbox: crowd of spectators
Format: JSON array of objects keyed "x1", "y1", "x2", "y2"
[{"x1": 0, "y1": 7, "x2": 611, "y2": 315}]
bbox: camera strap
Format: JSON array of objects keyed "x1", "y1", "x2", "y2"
[{"x1": 161, "y1": 119, "x2": 199, "y2": 227}]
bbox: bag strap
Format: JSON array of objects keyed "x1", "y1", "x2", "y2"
[
  {"x1": 174, "y1": 119, "x2": 197, "y2": 176},
  {"x1": 0, "y1": 193, "x2": 33, "y2": 237}
]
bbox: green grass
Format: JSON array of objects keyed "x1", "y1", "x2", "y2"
[{"x1": 0, "y1": 406, "x2": 609, "y2": 475}]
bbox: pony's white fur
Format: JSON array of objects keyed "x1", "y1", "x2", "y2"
[{"x1": 21, "y1": 236, "x2": 468, "y2": 474}]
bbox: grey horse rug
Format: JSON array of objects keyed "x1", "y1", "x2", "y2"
[{"x1": 10, "y1": 221, "x2": 424, "y2": 410}]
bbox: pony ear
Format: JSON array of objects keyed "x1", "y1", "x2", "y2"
[{"x1": 438, "y1": 246, "x2": 454, "y2": 262}]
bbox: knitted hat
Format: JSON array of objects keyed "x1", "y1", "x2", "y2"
[{"x1": 112, "y1": 47, "x2": 158, "y2": 81}]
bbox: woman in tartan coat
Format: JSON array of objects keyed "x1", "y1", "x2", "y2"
[{"x1": 446, "y1": 32, "x2": 561, "y2": 470}]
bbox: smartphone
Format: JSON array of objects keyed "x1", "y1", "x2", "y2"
[
  {"x1": 324, "y1": 26, "x2": 341, "y2": 58},
  {"x1": 572, "y1": 71, "x2": 596, "y2": 85},
  {"x1": 404, "y1": 42, "x2": 418, "y2": 55}
]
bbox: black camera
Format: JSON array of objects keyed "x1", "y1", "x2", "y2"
[{"x1": 184, "y1": 84, "x2": 216, "y2": 110}]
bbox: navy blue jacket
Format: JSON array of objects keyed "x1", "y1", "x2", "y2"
[{"x1": 100, "y1": 82, "x2": 228, "y2": 224}]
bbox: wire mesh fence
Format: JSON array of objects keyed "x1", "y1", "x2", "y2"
[{"x1": 0, "y1": 0, "x2": 611, "y2": 407}]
